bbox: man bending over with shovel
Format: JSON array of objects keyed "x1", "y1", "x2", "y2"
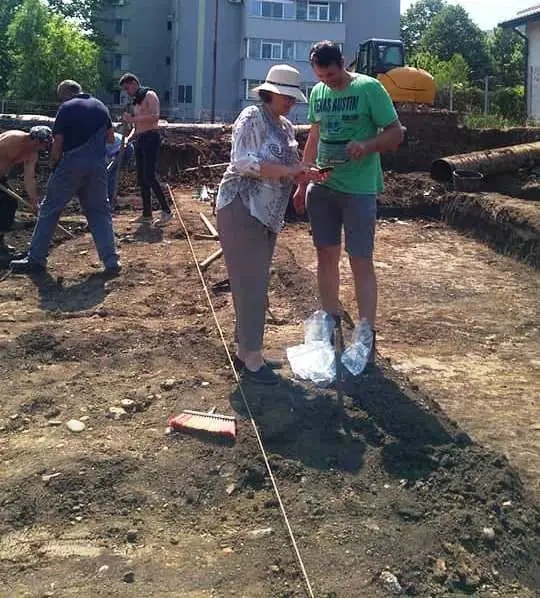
[
  {"x1": 11, "y1": 80, "x2": 120, "y2": 276},
  {"x1": 0, "y1": 126, "x2": 52, "y2": 255}
]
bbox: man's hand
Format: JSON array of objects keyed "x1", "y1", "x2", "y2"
[
  {"x1": 293, "y1": 185, "x2": 307, "y2": 215},
  {"x1": 123, "y1": 112, "x2": 134, "y2": 125},
  {"x1": 346, "y1": 141, "x2": 369, "y2": 160}
]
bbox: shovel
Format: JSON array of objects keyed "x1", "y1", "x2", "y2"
[
  {"x1": 0, "y1": 183, "x2": 75, "y2": 239},
  {"x1": 333, "y1": 313, "x2": 350, "y2": 435}
]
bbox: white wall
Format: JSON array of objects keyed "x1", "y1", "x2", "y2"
[{"x1": 527, "y1": 20, "x2": 540, "y2": 122}]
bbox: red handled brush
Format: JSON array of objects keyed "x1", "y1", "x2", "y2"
[{"x1": 168, "y1": 407, "x2": 236, "y2": 441}]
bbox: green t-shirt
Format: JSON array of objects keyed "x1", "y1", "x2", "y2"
[{"x1": 308, "y1": 74, "x2": 398, "y2": 194}]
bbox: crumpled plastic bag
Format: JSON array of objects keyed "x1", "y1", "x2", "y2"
[
  {"x1": 342, "y1": 318, "x2": 373, "y2": 376},
  {"x1": 287, "y1": 312, "x2": 373, "y2": 385},
  {"x1": 287, "y1": 310, "x2": 336, "y2": 386}
]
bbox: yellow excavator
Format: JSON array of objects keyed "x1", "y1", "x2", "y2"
[{"x1": 351, "y1": 39, "x2": 436, "y2": 105}]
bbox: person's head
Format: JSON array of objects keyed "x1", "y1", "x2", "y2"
[
  {"x1": 309, "y1": 41, "x2": 346, "y2": 89},
  {"x1": 57, "y1": 80, "x2": 82, "y2": 102},
  {"x1": 119, "y1": 73, "x2": 140, "y2": 97},
  {"x1": 253, "y1": 64, "x2": 306, "y2": 116},
  {"x1": 29, "y1": 125, "x2": 53, "y2": 150}
]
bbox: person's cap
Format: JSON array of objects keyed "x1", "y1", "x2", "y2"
[
  {"x1": 253, "y1": 64, "x2": 307, "y2": 102},
  {"x1": 29, "y1": 126, "x2": 53, "y2": 144}
]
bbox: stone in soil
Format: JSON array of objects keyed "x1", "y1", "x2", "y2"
[{"x1": 66, "y1": 419, "x2": 85, "y2": 433}]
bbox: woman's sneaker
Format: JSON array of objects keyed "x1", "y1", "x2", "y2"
[{"x1": 241, "y1": 364, "x2": 280, "y2": 385}]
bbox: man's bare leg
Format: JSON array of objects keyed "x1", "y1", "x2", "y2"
[
  {"x1": 349, "y1": 255, "x2": 377, "y2": 329},
  {"x1": 317, "y1": 244, "x2": 341, "y2": 315}
]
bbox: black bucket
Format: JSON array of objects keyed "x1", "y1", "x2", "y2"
[{"x1": 452, "y1": 169, "x2": 484, "y2": 192}]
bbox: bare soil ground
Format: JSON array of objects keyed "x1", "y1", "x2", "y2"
[{"x1": 0, "y1": 176, "x2": 538, "y2": 598}]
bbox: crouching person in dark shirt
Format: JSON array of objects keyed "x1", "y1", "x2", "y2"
[{"x1": 11, "y1": 80, "x2": 121, "y2": 276}]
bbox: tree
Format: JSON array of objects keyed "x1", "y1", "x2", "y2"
[
  {"x1": 411, "y1": 51, "x2": 470, "y2": 89},
  {"x1": 422, "y1": 5, "x2": 491, "y2": 77},
  {"x1": 46, "y1": 0, "x2": 108, "y2": 42},
  {"x1": 487, "y1": 27, "x2": 526, "y2": 87},
  {"x1": 7, "y1": 0, "x2": 102, "y2": 101},
  {"x1": 0, "y1": 0, "x2": 23, "y2": 94},
  {"x1": 401, "y1": 0, "x2": 446, "y2": 57}
]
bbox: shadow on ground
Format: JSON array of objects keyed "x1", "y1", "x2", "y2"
[
  {"x1": 229, "y1": 362, "x2": 460, "y2": 476},
  {"x1": 28, "y1": 271, "x2": 108, "y2": 313}
]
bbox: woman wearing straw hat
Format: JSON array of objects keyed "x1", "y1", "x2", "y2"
[{"x1": 217, "y1": 64, "x2": 324, "y2": 385}]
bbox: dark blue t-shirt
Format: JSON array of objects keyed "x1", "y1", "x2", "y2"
[{"x1": 53, "y1": 94, "x2": 112, "y2": 152}]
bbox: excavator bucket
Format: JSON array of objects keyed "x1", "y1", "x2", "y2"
[{"x1": 378, "y1": 67, "x2": 436, "y2": 105}]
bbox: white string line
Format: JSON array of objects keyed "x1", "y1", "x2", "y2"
[{"x1": 166, "y1": 185, "x2": 316, "y2": 598}]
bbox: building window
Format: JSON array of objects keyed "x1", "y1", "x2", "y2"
[
  {"x1": 245, "y1": 80, "x2": 264, "y2": 100},
  {"x1": 308, "y1": 1, "x2": 328, "y2": 21},
  {"x1": 113, "y1": 91, "x2": 121, "y2": 104},
  {"x1": 249, "y1": 0, "x2": 295, "y2": 19},
  {"x1": 166, "y1": 56, "x2": 171, "y2": 66},
  {"x1": 167, "y1": 20, "x2": 172, "y2": 31},
  {"x1": 262, "y1": 40, "x2": 282, "y2": 60},
  {"x1": 296, "y1": 1, "x2": 342, "y2": 22},
  {"x1": 114, "y1": 54, "x2": 130, "y2": 70},
  {"x1": 178, "y1": 85, "x2": 193, "y2": 103},
  {"x1": 115, "y1": 19, "x2": 126, "y2": 35},
  {"x1": 295, "y1": 41, "x2": 312, "y2": 62},
  {"x1": 247, "y1": 38, "x2": 312, "y2": 62},
  {"x1": 165, "y1": 90, "x2": 170, "y2": 103}
]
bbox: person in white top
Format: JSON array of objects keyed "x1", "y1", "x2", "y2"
[{"x1": 216, "y1": 64, "x2": 325, "y2": 385}]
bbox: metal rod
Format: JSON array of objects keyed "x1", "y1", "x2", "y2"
[
  {"x1": 0, "y1": 183, "x2": 75, "y2": 238},
  {"x1": 210, "y1": 0, "x2": 219, "y2": 123}
]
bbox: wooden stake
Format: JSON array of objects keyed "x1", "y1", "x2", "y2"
[
  {"x1": 199, "y1": 247, "x2": 223, "y2": 270},
  {"x1": 199, "y1": 212, "x2": 219, "y2": 239}
]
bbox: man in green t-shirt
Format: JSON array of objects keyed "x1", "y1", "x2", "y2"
[{"x1": 294, "y1": 41, "x2": 404, "y2": 364}]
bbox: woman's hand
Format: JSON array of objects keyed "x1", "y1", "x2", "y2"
[{"x1": 290, "y1": 163, "x2": 329, "y2": 184}]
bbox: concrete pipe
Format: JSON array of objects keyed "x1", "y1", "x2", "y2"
[{"x1": 431, "y1": 141, "x2": 540, "y2": 181}]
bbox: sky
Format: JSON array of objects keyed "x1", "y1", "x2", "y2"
[{"x1": 400, "y1": 0, "x2": 535, "y2": 31}]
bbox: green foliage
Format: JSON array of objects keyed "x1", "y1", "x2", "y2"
[
  {"x1": 421, "y1": 5, "x2": 491, "y2": 77},
  {"x1": 7, "y1": 0, "x2": 102, "y2": 102},
  {"x1": 0, "y1": 0, "x2": 23, "y2": 94},
  {"x1": 487, "y1": 28, "x2": 526, "y2": 87},
  {"x1": 410, "y1": 51, "x2": 470, "y2": 90},
  {"x1": 492, "y1": 86, "x2": 526, "y2": 121},
  {"x1": 46, "y1": 0, "x2": 108, "y2": 43},
  {"x1": 447, "y1": 85, "x2": 484, "y2": 112},
  {"x1": 400, "y1": 0, "x2": 446, "y2": 56},
  {"x1": 463, "y1": 112, "x2": 526, "y2": 129}
]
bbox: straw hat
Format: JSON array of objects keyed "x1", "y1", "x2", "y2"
[{"x1": 253, "y1": 64, "x2": 307, "y2": 102}]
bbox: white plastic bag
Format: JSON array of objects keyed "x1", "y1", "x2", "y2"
[
  {"x1": 287, "y1": 310, "x2": 336, "y2": 386},
  {"x1": 286, "y1": 341, "x2": 335, "y2": 387},
  {"x1": 304, "y1": 310, "x2": 335, "y2": 344},
  {"x1": 342, "y1": 318, "x2": 373, "y2": 376}
]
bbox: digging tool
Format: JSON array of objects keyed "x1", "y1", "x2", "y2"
[
  {"x1": 112, "y1": 106, "x2": 131, "y2": 205},
  {"x1": 182, "y1": 162, "x2": 229, "y2": 173},
  {"x1": 199, "y1": 212, "x2": 219, "y2": 239},
  {"x1": 193, "y1": 233, "x2": 219, "y2": 241},
  {"x1": 211, "y1": 277, "x2": 231, "y2": 293},
  {"x1": 333, "y1": 314, "x2": 345, "y2": 411},
  {"x1": 0, "y1": 183, "x2": 75, "y2": 239},
  {"x1": 333, "y1": 314, "x2": 350, "y2": 435}
]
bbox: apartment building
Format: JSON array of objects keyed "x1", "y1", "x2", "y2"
[{"x1": 98, "y1": 0, "x2": 400, "y2": 122}]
